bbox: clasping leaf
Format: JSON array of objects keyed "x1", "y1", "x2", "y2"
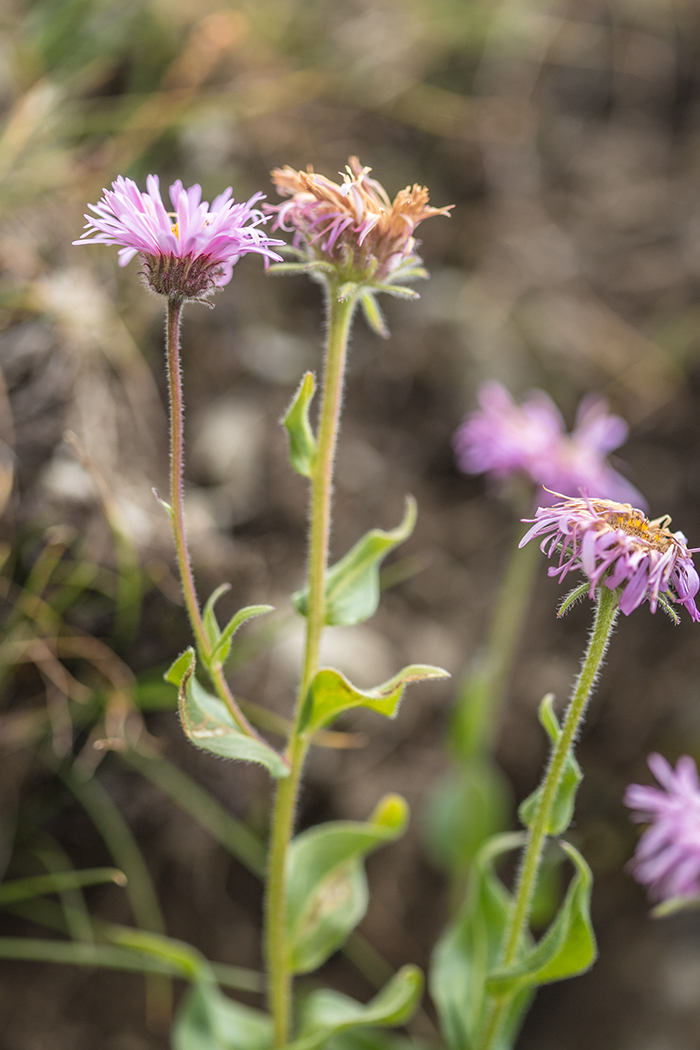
[
  {"x1": 299, "y1": 664, "x2": 449, "y2": 736},
  {"x1": 289, "y1": 965, "x2": 423, "y2": 1050},
  {"x1": 174, "y1": 974, "x2": 272, "y2": 1050},
  {"x1": 486, "y1": 841, "x2": 596, "y2": 998},
  {"x1": 286, "y1": 795, "x2": 408, "y2": 974},
  {"x1": 293, "y1": 497, "x2": 417, "y2": 626},
  {"x1": 201, "y1": 586, "x2": 273, "y2": 670},
  {"x1": 430, "y1": 833, "x2": 532, "y2": 1050},
  {"x1": 165, "y1": 649, "x2": 289, "y2": 779},
  {"x1": 283, "y1": 372, "x2": 317, "y2": 478},
  {"x1": 518, "y1": 694, "x2": 581, "y2": 837}
]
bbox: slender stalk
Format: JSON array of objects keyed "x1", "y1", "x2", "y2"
[
  {"x1": 164, "y1": 299, "x2": 260, "y2": 739},
  {"x1": 453, "y1": 526, "x2": 539, "y2": 758},
  {"x1": 265, "y1": 284, "x2": 357, "y2": 1048},
  {"x1": 477, "y1": 585, "x2": 620, "y2": 1050}
]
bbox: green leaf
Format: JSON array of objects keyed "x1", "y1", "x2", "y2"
[
  {"x1": 283, "y1": 372, "x2": 317, "y2": 478},
  {"x1": 0, "y1": 867, "x2": 126, "y2": 904},
  {"x1": 210, "y1": 605, "x2": 274, "y2": 667},
  {"x1": 287, "y1": 795, "x2": 408, "y2": 974},
  {"x1": 359, "y1": 291, "x2": 389, "y2": 339},
  {"x1": 173, "y1": 977, "x2": 272, "y2": 1050},
  {"x1": 293, "y1": 497, "x2": 418, "y2": 626},
  {"x1": 486, "y1": 841, "x2": 596, "y2": 998},
  {"x1": 164, "y1": 649, "x2": 289, "y2": 779},
  {"x1": 300, "y1": 664, "x2": 449, "y2": 736},
  {"x1": 421, "y1": 758, "x2": 511, "y2": 874},
  {"x1": 290, "y1": 966, "x2": 423, "y2": 1050},
  {"x1": 518, "y1": 695, "x2": 581, "y2": 836},
  {"x1": 203, "y1": 583, "x2": 231, "y2": 650},
  {"x1": 430, "y1": 833, "x2": 532, "y2": 1050}
]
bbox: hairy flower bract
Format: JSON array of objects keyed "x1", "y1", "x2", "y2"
[
  {"x1": 454, "y1": 381, "x2": 644, "y2": 507},
  {"x1": 625, "y1": 754, "x2": 700, "y2": 902},
  {"x1": 74, "y1": 175, "x2": 283, "y2": 300},
  {"x1": 268, "y1": 156, "x2": 452, "y2": 286},
  {"x1": 520, "y1": 496, "x2": 700, "y2": 620}
]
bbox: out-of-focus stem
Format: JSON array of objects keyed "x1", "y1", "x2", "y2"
[
  {"x1": 477, "y1": 585, "x2": 619, "y2": 1050},
  {"x1": 265, "y1": 284, "x2": 357, "y2": 1048}
]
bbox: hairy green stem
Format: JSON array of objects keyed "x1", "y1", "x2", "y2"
[
  {"x1": 265, "y1": 284, "x2": 357, "y2": 1048},
  {"x1": 164, "y1": 298, "x2": 260, "y2": 739},
  {"x1": 478, "y1": 584, "x2": 619, "y2": 1050}
]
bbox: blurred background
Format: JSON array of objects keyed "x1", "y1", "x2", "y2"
[{"x1": 2, "y1": 0, "x2": 700, "y2": 1047}]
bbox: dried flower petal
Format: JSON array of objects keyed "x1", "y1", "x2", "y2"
[
  {"x1": 520, "y1": 496, "x2": 700, "y2": 620},
  {"x1": 268, "y1": 157, "x2": 451, "y2": 285}
]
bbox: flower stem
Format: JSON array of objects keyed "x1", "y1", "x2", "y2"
[
  {"x1": 477, "y1": 584, "x2": 619, "y2": 1050},
  {"x1": 164, "y1": 298, "x2": 260, "y2": 738},
  {"x1": 265, "y1": 283, "x2": 358, "y2": 1048}
]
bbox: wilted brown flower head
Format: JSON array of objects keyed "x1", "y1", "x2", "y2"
[{"x1": 268, "y1": 157, "x2": 452, "y2": 285}]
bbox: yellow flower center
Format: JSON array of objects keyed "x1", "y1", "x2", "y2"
[{"x1": 609, "y1": 511, "x2": 675, "y2": 552}]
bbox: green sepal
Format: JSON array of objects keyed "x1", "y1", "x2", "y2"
[
  {"x1": 430, "y1": 833, "x2": 532, "y2": 1050},
  {"x1": 518, "y1": 695, "x2": 581, "y2": 836},
  {"x1": 651, "y1": 893, "x2": 700, "y2": 917},
  {"x1": 165, "y1": 648, "x2": 289, "y2": 779},
  {"x1": 374, "y1": 285, "x2": 420, "y2": 300},
  {"x1": 337, "y1": 282, "x2": 359, "y2": 302},
  {"x1": 557, "y1": 583, "x2": 589, "y2": 619},
  {"x1": 300, "y1": 664, "x2": 449, "y2": 736},
  {"x1": 173, "y1": 975, "x2": 272, "y2": 1050},
  {"x1": 486, "y1": 841, "x2": 596, "y2": 998},
  {"x1": 293, "y1": 497, "x2": 418, "y2": 627},
  {"x1": 287, "y1": 795, "x2": 408, "y2": 974},
  {"x1": 359, "y1": 291, "x2": 389, "y2": 338},
  {"x1": 289, "y1": 966, "x2": 423, "y2": 1050},
  {"x1": 283, "y1": 372, "x2": 317, "y2": 478}
]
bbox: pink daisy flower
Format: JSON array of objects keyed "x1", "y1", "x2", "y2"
[
  {"x1": 454, "y1": 382, "x2": 644, "y2": 508},
  {"x1": 625, "y1": 754, "x2": 700, "y2": 902},
  {"x1": 267, "y1": 156, "x2": 452, "y2": 284},
  {"x1": 73, "y1": 175, "x2": 283, "y2": 300},
  {"x1": 519, "y1": 496, "x2": 700, "y2": 621}
]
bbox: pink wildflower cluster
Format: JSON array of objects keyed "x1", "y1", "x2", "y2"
[
  {"x1": 625, "y1": 754, "x2": 700, "y2": 902},
  {"x1": 520, "y1": 496, "x2": 700, "y2": 620},
  {"x1": 268, "y1": 156, "x2": 452, "y2": 284},
  {"x1": 454, "y1": 382, "x2": 643, "y2": 507},
  {"x1": 74, "y1": 175, "x2": 283, "y2": 299}
]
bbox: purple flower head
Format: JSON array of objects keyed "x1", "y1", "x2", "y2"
[
  {"x1": 73, "y1": 175, "x2": 284, "y2": 300},
  {"x1": 454, "y1": 382, "x2": 644, "y2": 508},
  {"x1": 625, "y1": 754, "x2": 700, "y2": 902},
  {"x1": 267, "y1": 157, "x2": 452, "y2": 285},
  {"x1": 519, "y1": 496, "x2": 700, "y2": 621}
]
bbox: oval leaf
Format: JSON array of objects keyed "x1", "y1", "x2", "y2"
[
  {"x1": 173, "y1": 978, "x2": 272, "y2": 1050},
  {"x1": 165, "y1": 649, "x2": 289, "y2": 779},
  {"x1": 518, "y1": 694, "x2": 581, "y2": 837},
  {"x1": 290, "y1": 966, "x2": 423, "y2": 1050},
  {"x1": 300, "y1": 664, "x2": 449, "y2": 736},
  {"x1": 283, "y1": 371, "x2": 317, "y2": 478},
  {"x1": 287, "y1": 795, "x2": 408, "y2": 974},
  {"x1": 293, "y1": 497, "x2": 417, "y2": 627},
  {"x1": 486, "y1": 841, "x2": 596, "y2": 999},
  {"x1": 429, "y1": 833, "x2": 532, "y2": 1050}
]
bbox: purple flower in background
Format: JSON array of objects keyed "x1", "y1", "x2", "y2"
[
  {"x1": 454, "y1": 381, "x2": 644, "y2": 507},
  {"x1": 625, "y1": 754, "x2": 700, "y2": 902},
  {"x1": 74, "y1": 175, "x2": 283, "y2": 300},
  {"x1": 519, "y1": 496, "x2": 700, "y2": 621}
]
